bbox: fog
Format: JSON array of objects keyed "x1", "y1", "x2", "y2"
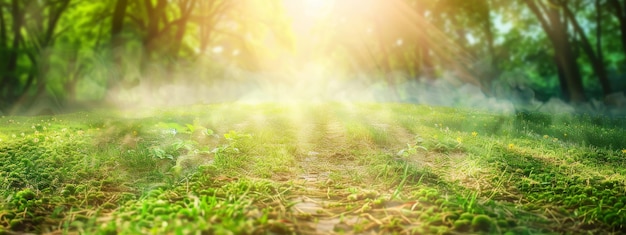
[{"x1": 103, "y1": 62, "x2": 626, "y2": 118}]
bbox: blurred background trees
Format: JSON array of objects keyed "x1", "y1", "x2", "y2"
[{"x1": 0, "y1": 0, "x2": 624, "y2": 114}]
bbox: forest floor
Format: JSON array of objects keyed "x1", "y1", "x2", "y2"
[{"x1": 0, "y1": 102, "x2": 625, "y2": 234}]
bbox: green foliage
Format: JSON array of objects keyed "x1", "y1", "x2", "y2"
[
  {"x1": 2, "y1": 0, "x2": 626, "y2": 112},
  {"x1": 471, "y1": 214, "x2": 495, "y2": 232},
  {"x1": 212, "y1": 131, "x2": 252, "y2": 169}
]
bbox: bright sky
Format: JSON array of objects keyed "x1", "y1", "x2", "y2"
[
  {"x1": 283, "y1": 0, "x2": 335, "y2": 20},
  {"x1": 282, "y1": 0, "x2": 335, "y2": 39}
]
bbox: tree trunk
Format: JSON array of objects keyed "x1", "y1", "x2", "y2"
[
  {"x1": 36, "y1": 0, "x2": 70, "y2": 96},
  {"x1": 609, "y1": 0, "x2": 626, "y2": 55},
  {"x1": 417, "y1": 35, "x2": 436, "y2": 79},
  {"x1": 108, "y1": 0, "x2": 128, "y2": 92},
  {"x1": 607, "y1": 0, "x2": 626, "y2": 92},
  {"x1": 1, "y1": 0, "x2": 24, "y2": 103},
  {"x1": 166, "y1": 0, "x2": 197, "y2": 75},
  {"x1": 0, "y1": 5, "x2": 7, "y2": 110},
  {"x1": 111, "y1": 0, "x2": 128, "y2": 39},
  {"x1": 44, "y1": 0, "x2": 70, "y2": 46},
  {"x1": 525, "y1": 0, "x2": 587, "y2": 103},
  {"x1": 563, "y1": 2, "x2": 612, "y2": 96},
  {"x1": 0, "y1": 5, "x2": 6, "y2": 48},
  {"x1": 143, "y1": 0, "x2": 167, "y2": 60},
  {"x1": 197, "y1": 1, "x2": 231, "y2": 56},
  {"x1": 554, "y1": 57, "x2": 570, "y2": 100}
]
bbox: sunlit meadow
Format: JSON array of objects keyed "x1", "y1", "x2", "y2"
[
  {"x1": 1, "y1": 0, "x2": 626, "y2": 234},
  {"x1": 1, "y1": 101, "x2": 625, "y2": 234}
]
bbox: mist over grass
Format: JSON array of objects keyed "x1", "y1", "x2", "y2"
[{"x1": 102, "y1": 65, "x2": 626, "y2": 119}]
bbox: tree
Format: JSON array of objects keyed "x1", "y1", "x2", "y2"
[
  {"x1": 0, "y1": 0, "x2": 72, "y2": 112},
  {"x1": 524, "y1": 0, "x2": 587, "y2": 103},
  {"x1": 608, "y1": 0, "x2": 626, "y2": 56},
  {"x1": 2, "y1": 0, "x2": 625, "y2": 113},
  {"x1": 562, "y1": 0, "x2": 612, "y2": 96}
]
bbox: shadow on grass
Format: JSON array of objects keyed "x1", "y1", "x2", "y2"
[{"x1": 488, "y1": 147, "x2": 626, "y2": 233}]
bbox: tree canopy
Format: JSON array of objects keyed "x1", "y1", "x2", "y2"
[{"x1": 0, "y1": 0, "x2": 625, "y2": 114}]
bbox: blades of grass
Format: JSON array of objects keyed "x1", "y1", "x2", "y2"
[
  {"x1": 487, "y1": 166, "x2": 509, "y2": 200},
  {"x1": 391, "y1": 162, "x2": 410, "y2": 200}
]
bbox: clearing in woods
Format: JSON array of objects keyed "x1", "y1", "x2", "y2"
[{"x1": 0, "y1": 102, "x2": 625, "y2": 234}]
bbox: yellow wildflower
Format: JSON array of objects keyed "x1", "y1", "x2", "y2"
[
  {"x1": 508, "y1": 143, "x2": 515, "y2": 149},
  {"x1": 622, "y1": 149, "x2": 626, "y2": 154},
  {"x1": 456, "y1": 137, "x2": 463, "y2": 143},
  {"x1": 471, "y1": 132, "x2": 478, "y2": 137}
]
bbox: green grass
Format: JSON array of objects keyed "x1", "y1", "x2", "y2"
[{"x1": 0, "y1": 102, "x2": 625, "y2": 234}]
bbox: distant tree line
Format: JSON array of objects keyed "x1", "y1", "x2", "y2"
[
  {"x1": 0, "y1": 0, "x2": 625, "y2": 114},
  {"x1": 0, "y1": 0, "x2": 289, "y2": 114},
  {"x1": 312, "y1": 0, "x2": 626, "y2": 104}
]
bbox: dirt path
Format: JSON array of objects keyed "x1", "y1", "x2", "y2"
[{"x1": 273, "y1": 106, "x2": 430, "y2": 234}]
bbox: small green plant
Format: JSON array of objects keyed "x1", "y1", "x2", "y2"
[
  {"x1": 471, "y1": 214, "x2": 494, "y2": 232},
  {"x1": 453, "y1": 219, "x2": 471, "y2": 232},
  {"x1": 396, "y1": 143, "x2": 428, "y2": 157},
  {"x1": 148, "y1": 146, "x2": 172, "y2": 160},
  {"x1": 391, "y1": 162, "x2": 410, "y2": 200},
  {"x1": 461, "y1": 192, "x2": 479, "y2": 214},
  {"x1": 211, "y1": 131, "x2": 252, "y2": 169},
  {"x1": 170, "y1": 139, "x2": 197, "y2": 152},
  {"x1": 156, "y1": 121, "x2": 214, "y2": 138}
]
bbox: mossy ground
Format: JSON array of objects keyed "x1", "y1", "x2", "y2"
[{"x1": 0, "y1": 102, "x2": 625, "y2": 234}]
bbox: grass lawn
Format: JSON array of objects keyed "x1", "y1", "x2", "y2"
[{"x1": 0, "y1": 102, "x2": 625, "y2": 234}]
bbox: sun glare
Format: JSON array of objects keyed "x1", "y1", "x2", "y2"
[
  {"x1": 303, "y1": 0, "x2": 335, "y2": 18},
  {"x1": 283, "y1": 0, "x2": 337, "y2": 28}
]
